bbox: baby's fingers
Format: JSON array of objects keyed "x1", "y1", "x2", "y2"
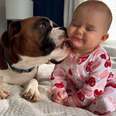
[
  {"x1": 57, "y1": 91, "x2": 64, "y2": 98},
  {"x1": 52, "y1": 95, "x2": 62, "y2": 104}
]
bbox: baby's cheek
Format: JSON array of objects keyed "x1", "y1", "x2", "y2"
[{"x1": 67, "y1": 26, "x2": 74, "y2": 37}]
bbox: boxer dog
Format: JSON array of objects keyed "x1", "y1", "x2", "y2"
[{"x1": 0, "y1": 16, "x2": 71, "y2": 102}]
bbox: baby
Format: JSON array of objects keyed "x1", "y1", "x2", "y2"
[{"x1": 51, "y1": 0, "x2": 116, "y2": 115}]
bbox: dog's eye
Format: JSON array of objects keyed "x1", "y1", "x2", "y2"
[
  {"x1": 39, "y1": 19, "x2": 50, "y2": 28},
  {"x1": 39, "y1": 23, "x2": 46, "y2": 29},
  {"x1": 53, "y1": 23, "x2": 58, "y2": 28},
  {"x1": 35, "y1": 18, "x2": 52, "y2": 33},
  {"x1": 39, "y1": 21, "x2": 51, "y2": 30}
]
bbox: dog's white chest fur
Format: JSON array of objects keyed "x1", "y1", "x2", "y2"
[
  {"x1": 0, "y1": 68, "x2": 36, "y2": 85},
  {"x1": 0, "y1": 55, "x2": 50, "y2": 85}
]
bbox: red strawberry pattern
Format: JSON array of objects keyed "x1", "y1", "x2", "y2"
[
  {"x1": 55, "y1": 82, "x2": 64, "y2": 88},
  {"x1": 77, "y1": 92, "x2": 85, "y2": 101},
  {"x1": 68, "y1": 69, "x2": 73, "y2": 75},
  {"x1": 78, "y1": 55, "x2": 89, "y2": 64},
  {"x1": 50, "y1": 72, "x2": 54, "y2": 80},
  {"x1": 86, "y1": 61, "x2": 93, "y2": 72},
  {"x1": 94, "y1": 89, "x2": 103, "y2": 97},
  {"x1": 108, "y1": 72, "x2": 114, "y2": 79},
  {"x1": 100, "y1": 54, "x2": 106, "y2": 59},
  {"x1": 106, "y1": 82, "x2": 116, "y2": 88},
  {"x1": 86, "y1": 77, "x2": 96, "y2": 87},
  {"x1": 104, "y1": 59, "x2": 111, "y2": 68}
]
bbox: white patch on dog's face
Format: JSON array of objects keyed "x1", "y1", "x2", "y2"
[
  {"x1": 49, "y1": 19, "x2": 66, "y2": 46},
  {"x1": 49, "y1": 27, "x2": 65, "y2": 46},
  {"x1": 49, "y1": 20, "x2": 53, "y2": 27}
]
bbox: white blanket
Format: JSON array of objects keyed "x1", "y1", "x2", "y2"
[{"x1": 0, "y1": 45, "x2": 116, "y2": 116}]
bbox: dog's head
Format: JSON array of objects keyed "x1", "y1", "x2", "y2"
[{"x1": 0, "y1": 16, "x2": 71, "y2": 66}]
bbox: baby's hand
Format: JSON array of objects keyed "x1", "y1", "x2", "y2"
[
  {"x1": 63, "y1": 96, "x2": 76, "y2": 107},
  {"x1": 51, "y1": 90, "x2": 64, "y2": 104}
]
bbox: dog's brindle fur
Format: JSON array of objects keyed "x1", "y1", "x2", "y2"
[{"x1": 0, "y1": 16, "x2": 70, "y2": 102}]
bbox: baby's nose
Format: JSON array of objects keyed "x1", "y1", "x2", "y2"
[{"x1": 76, "y1": 27, "x2": 84, "y2": 35}]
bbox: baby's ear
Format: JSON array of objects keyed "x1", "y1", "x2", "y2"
[{"x1": 101, "y1": 33, "x2": 109, "y2": 41}]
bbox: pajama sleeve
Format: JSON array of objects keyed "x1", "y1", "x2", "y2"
[
  {"x1": 50, "y1": 63, "x2": 68, "y2": 99},
  {"x1": 71, "y1": 52, "x2": 112, "y2": 107}
]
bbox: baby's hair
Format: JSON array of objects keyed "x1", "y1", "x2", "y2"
[{"x1": 73, "y1": 0, "x2": 112, "y2": 32}]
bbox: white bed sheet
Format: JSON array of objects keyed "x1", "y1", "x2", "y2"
[{"x1": 0, "y1": 45, "x2": 116, "y2": 116}]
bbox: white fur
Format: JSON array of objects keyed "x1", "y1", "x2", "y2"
[{"x1": 22, "y1": 79, "x2": 40, "y2": 102}]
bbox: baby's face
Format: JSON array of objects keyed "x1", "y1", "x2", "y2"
[{"x1": 67, "y1": 7, "x2": 107, "y2": 55}]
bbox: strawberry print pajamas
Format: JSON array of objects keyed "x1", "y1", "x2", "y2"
[{"x1": 51, "y1": 45, "x2": 116, "y2": 115}]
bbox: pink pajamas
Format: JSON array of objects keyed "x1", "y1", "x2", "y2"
[{"x1": 51, "y1": 45, "x2": 116, "y2": 115}]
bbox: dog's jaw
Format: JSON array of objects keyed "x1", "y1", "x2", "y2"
[{"x1": 48, "y1": 47, "x2": 70, "y2": 63}]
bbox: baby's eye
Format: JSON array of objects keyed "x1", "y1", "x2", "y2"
[
  {"x1": 75, "y1": 25, "x2": 81, "y2": 28},
  {"x1": 86, "y1": 27, "x2": 95, "y2": 31},
  {"x1": 71, "y1": 23, "x2": 81, "y2": 28}
]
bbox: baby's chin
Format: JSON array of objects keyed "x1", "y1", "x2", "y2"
[{"x1": 71, "y1": 43, "x2": 82, "y2": 50}]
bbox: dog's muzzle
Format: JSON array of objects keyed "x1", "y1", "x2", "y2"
[
  {"x1": 61, "y1": 39, "x2": 72, "y2": 48},
  {"x1": 50, "y1": 39, "x2": 72, "y2": 64}
]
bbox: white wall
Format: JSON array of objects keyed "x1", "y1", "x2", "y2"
[
  {"x1": 101, "y1": 0, "x2": 116, "y2": 46},
  {"x1": 0, "y1": 0, "x2": 33, "y2": 36},
  {"x1": 5, "y1": 0, "x2": 33, "y2": 20},
  {"x1": 0, "y1": 0, "x2": 7, "y2": 36}
]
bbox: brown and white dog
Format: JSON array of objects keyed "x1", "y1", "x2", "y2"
[{"x1": 0, "y1": 16, "x2": 71, "y2": 102}]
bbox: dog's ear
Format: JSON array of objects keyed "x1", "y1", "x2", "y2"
[
  {"x1": 0, "y1": 31, "x2": 9, "y2": 48},
  {"x1": 1, "y1": 21, "x2": 21, "y2": 48},
  {"x1": 8, "y1": 21, "x2": 21, "y2": 38}
]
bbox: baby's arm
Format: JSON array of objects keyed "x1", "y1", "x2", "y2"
[
  {"x1": 50, "y1": 64, "x2": 68, "y2": 104},
  {"x1": 64, "y1": 52, "x2": 112, "y2": 107}
]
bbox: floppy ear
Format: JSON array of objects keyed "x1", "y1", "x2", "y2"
[
  {"x1": 1, "y1": 21, "x2": 21, "y2": 48},
  {"x1": 8, "y1": 21, "x2": 21, "y2": 38},
  {"x1": 0, "y1": 31, "x2": 9, "y2": 48}
]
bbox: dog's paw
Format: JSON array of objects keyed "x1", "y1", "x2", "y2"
[
  {"x1": 0, "y1": 86, "x2": 9, "y2": 99},
  {"x1": 22, "y1": 79, "x2": 40, "y2": 102}
]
